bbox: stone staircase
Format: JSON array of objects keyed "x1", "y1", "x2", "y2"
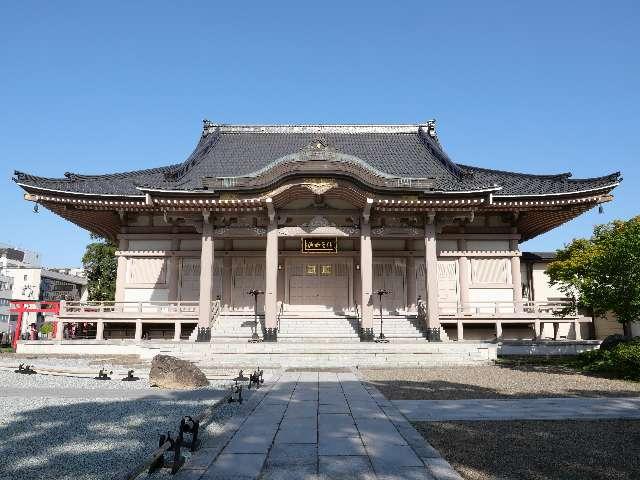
[
  {"x1": 371, "y1": 314, "x2": 451, "y2": 342},
  {"x1": 277, "y1": 310, "x2": 360, "y2": 342},
  {"x1": 370, "y1": 314, "x2": 427, "y2": 342},
  {"x1": 210, "y1": 312, "x2": 265, "y2": 342},
  {"x1": 139, "y1": 341, "x2": 497, "y2": 368}
]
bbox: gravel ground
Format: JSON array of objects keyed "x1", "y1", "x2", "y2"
[
  {"x1": 415, "y1": 420, "x2": 640, "y2": 480},
  {"x1": 0, "y1": 354, "x2": 144, "y2": 370},
  {"x1": 0, "y1": 369, "x2": 244, "y2": 480},
  {"x1": 361, "y1": 364, "x2": 640, "y2": 400}
]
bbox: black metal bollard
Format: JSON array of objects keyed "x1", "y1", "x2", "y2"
[
  {"x1": 248, "y1": 367, "x2": 264, "y2": 390},
  {"x1": 196, "y1": 327, "x2": 211, "y2": 342},
  {"x1": 121, "y1": 369, "x2": 140, "y2": 381},
  {"x1": 178, "y1": 416, "x2": 200, "y2": 452},
  {"x1": 228, "y1": 380, "x2": 243, "y2": 404},
  {"x1": 426, "y1": 327, "x2": 442, "y2": 342},
  {"x1": 15, "y1": 364, "x2": 37, "y2": 375},
  {"x1": 94, "y1": 369, "x2": 112, "y2": 380},
  {"x1": 149, "y1": 432, "x2": 185, "y2": 475}
]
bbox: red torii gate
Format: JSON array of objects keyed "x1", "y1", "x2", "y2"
[{"x1": 9, "y1": 301, "x2": 60, "y2": 349}]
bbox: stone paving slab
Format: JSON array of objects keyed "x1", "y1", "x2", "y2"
[
  {"x1": 176, "y1": 369, "x2": 456, "y2": 480},
  {"x1": 394, "y1": 397, "x2": 640, "y2": 421}
]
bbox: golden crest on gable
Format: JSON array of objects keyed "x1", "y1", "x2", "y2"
[{"x1": 301, "y1": 178, "x2": 338, "y2": 195}]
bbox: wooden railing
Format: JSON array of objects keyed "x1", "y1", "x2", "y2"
[
  {"x1": 438, "y1": 300, "x2": 576, "y2": 318},
  {"x1": 61, "y1": 301, "x2": 200, "y2": 317}
]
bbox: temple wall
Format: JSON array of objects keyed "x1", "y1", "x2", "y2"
[{"x1": 114, "y1": 231, "x2": 522, "y2": 313}]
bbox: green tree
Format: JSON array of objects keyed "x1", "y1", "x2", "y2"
[
  {"x1": 546, "y1": 216, "x2": 640, "y2": 336},
  {"x1": 82, "y1": 235, "x2": 117, "y2": 301}
]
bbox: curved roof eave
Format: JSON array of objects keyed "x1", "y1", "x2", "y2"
[
  {"x1": 492, "y1": 182, "x2": 620, "y2": 198},
  {"x1": 15, "y1": 182, "x2": 146, "y2": 198}
]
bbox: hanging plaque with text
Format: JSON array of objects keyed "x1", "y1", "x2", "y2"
[{"x1": 301, "y1": 237, "x2": 338, "y2": 254}]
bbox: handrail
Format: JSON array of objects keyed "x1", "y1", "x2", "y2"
[
  {"x1": 210, "y1": 299, "x2": 222, "y2": 328},
  {"x1": 61, "y1": 301, "x2": 200, "y2": 316},
  {"x1": 438, "y1": 300, "x2": 576, "y2": 317},
  {"x1": 276, "y1": 301, "x2": 284, "y2": 332}
]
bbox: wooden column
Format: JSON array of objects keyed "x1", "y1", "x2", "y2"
[
  {"x1": 134, "y1": 320, "x2": 143, "y2": 340},
  {"x1": 264, "y1": 204, "x2": 279, "y2": 340},
  {"x1": 174, "y1": 322, "x2": 182, "y2": 341},
  {"x1": 495, "y1": 321, "x2": 503, "y2": 339},
  {"x1": 360, "y1": 221, "x2": 374, "y2": 340},
  {"x1": 424, "y1": 222, "x2": 440, "y2": 330},
  {"x1": 574, "y1": 320, "x2": 582, "y2": 340},
  {"x1": 115, "y1": 237, "x2": 128, "y2": 302},
  {"x1": 95, "y1": 320, "x2": 104, "y2": 341},
  {"x1": 457, "y1": 319, "x2": 464, "y2": 341},
  {"x1": 510, "y1": 238, "x2": 523, "y2": 313},
  {"x1": 405, "y1": 257, "x2": 417, "y2": 313},
  {"x1": 457, "y1": 239, "x2": 470, "y2": 314},
  {"x1": 198, "y1": 214, "x2": 214, "y2": 327}
]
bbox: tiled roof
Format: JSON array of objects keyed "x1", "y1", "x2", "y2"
[
  {"x1": 13, "y1": 123, "x2": 621, "y2": 197},
  {"x1": 521, "y1": 251, "x2": 557, "y2": 262}
]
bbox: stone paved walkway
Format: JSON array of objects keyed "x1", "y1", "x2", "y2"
[
  {"x1": 176, "y1": 370, "x2": 461, "y2": 480},
  {"x1": 394, "y1": 397, "x2": 640, "y2": 421}
]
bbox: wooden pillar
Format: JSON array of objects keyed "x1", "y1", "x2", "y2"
[
  {"x1": 360, "y1": 221, "x2": 374, "y2": 340},
  {"x1": 115, "y1": 237, "x2": 129, "y2": 302},
  {"x1": 174, "y1": 322, "x2": 182, "y2": 341},
  {"x1": 457, "y1": 319, "x2": 464, "y2": 341},
  {"x1": 95, "y1": 320, "x2": 104, "y2": 341},
  {"x1": 495, "y1": 321, "x2": 503, "y2": 339},
  {"x1": 56, "y1": 319, "x2": 64, "y2": 340},
  {"x1": 264, "y1": 217, "x2": 279, "y2": 340},
  {"x1": 198, "y1": 214, "x2": 214, "y2": 327},
  {"x1": 534, "y1": 319, "x2": 541, "y2": 339},
  {"x1": 405, "y1": 240, "x2": 417, "y2": 313},
  {"x1": 574, "y1": 320, "x2": 582, "y2": 340},
  {"x1": 168, "y1": 239, "x2": 180, "y2": 301},
  {"x1": 424, "y1": 223, "x2": 440, "y2": 330},
  {"x1": 134, "y1": 320, "x2": 142, "y2": 341},
  {"x1": 510, "y1": 239, "x2": 523, "y2": 313}
]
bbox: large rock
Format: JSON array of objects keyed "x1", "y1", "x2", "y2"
[{"x1": 149, "y1": 355, "x2": 209, "y2": 389}]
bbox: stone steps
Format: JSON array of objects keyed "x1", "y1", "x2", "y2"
[{"x1": 164, "y1": 342, "x2": 497, "y2": 367}]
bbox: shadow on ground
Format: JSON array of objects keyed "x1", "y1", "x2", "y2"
[
  {"x1": 414, "y1": 419, "x2": 640, "y2": 480},
  {"x1": 0, "y1": 389, "x2": 224, "y2": 480}
]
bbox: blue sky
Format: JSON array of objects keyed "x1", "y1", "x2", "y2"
[{"x1": 1, "y1": 1, "x2": 638, "y2": 267}]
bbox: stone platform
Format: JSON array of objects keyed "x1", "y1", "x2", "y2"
[{"x1": 16, "y1": 340, "x2": 497, "y2": 368}]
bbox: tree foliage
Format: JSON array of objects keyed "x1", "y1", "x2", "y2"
[
  {"x1": 546, "y1": 216, "x2": 640, "y2": 328},
  {"x1": 82, "y1": 235, "x2": 117, "y2": 301}
]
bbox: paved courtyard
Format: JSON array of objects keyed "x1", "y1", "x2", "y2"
[
  {"x1": 177, "y1": 370, "x2": 459, "y2": 480},
  {"x1": 395, "y1": 397, "x2": 640, "y2": 421}
]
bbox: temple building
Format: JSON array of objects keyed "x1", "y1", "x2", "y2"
[{"x1": 13, "y1": 121, "x2": 620, "y2": 349}]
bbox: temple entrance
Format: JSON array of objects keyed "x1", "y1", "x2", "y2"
[
  {"x1": 286, "y1": 258, "x2": 352, "y2": 311},
  {"x1": 231, "y1": 257, "x2": 265, "y2": 312},
  {"x1": 373, "y1": 258, "x2": 406, "y2": 313}
]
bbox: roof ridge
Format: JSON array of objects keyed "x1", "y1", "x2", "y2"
[{"x1": 202, "y1": 121, "x2": 430, "y2": 136}]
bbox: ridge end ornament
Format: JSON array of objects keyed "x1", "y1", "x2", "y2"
[{"x1": 299, "y1": 138, "x2": 337, "y2": 162}]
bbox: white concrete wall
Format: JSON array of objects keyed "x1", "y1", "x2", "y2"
[{"x1": 531, "y1": 263, "x2": 565, "y2": 301}]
